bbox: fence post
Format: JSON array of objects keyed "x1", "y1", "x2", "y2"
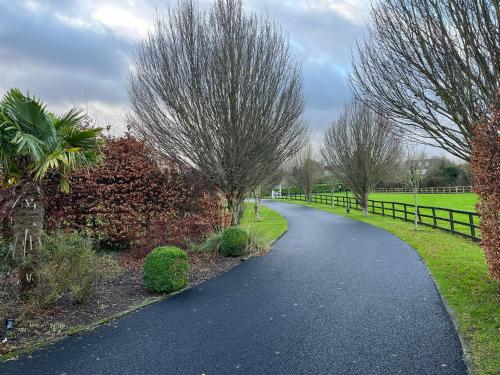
[
  {"x1": 381, "y1": 202, "x2": 385, "y2": 216},
  {"x1": 469, "y1": 214, "x2": 475, "y2": 239},
  {"x1": 432, "y1": 208, "x2": 437, "y2": 227},
  {"x1": 404, "y1": 204, "x2": 408, "y2": 221},
  {"x1": 392, "y1": 202, "x2": 395, "y2": 218},
  {"x1": 449, "y1": 211, "x2": 455, "y2": 233},
  {"x1": 372, "y1": 200, "x2": 375, "y2": 214}
]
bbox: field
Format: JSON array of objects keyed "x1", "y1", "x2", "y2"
[{"x1": 333, "y1": 192, "x2": 478, "y2": 212}]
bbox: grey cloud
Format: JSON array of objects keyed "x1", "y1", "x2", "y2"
[
  {"x1": 248, "y1": 0, "x2": 366, "y2": 67},
  {"x1": 303, "y1": 61, "x2": 351, "y2": 111},
  {"x1": 0, "y1": 1, "x2": 132, "y2": 78},
  {"x1": 0, "y1": 0, "x2": 365, "y2": 135}
]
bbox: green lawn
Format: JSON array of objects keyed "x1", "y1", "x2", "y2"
[
  {"x1": 275, "y1": 198, "x2": 500, "y2": 375},
  {"x1": 239, "y1": 202, "x2": 287, "y2": 244},
  {"x1": 335, "y1": 192, "x2": 478, "y2": 212}
]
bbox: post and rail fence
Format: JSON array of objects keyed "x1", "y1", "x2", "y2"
[{"x1": 274, "y1": 193, "x2": 480, "y2": 242}]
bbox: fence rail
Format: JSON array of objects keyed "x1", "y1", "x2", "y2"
[
  {"x1": 275, "y1": 193, "x2": 480, "y2": 241},
  {"x1": 373, "y1": 186, "x2": 472, "y2": 194}
]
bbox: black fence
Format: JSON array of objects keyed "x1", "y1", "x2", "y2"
[{"x1": 275, "y1": 193, "x2": 480, "y2": 242}]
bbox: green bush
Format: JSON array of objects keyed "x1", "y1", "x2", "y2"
[
  {"x1": 143, "y1": 246, "x2": 189, "y2": 293},
  {"x1": 36, "y1": 231, "x2": 121, "y2": 305},
  {"x1": 219, "y1": 227, "x2": 248, "y2": 257}
]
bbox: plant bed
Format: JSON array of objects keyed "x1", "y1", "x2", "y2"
[
  {"x1": 0, "y1": 252, "x2": 243, "y2": 359},
  {"x1": 0, "y1": 203, "x2": 287, "y2": 360}
]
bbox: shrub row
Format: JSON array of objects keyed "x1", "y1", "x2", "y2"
[
  {"x1": 41, "y1": 134, "x2": 231, "y2": 252},
  {"x1": 143, "y1": 227, "x2": 249, "y2": 293}
]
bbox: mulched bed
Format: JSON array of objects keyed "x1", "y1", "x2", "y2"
[{"x1": 0, "y1": 251, "x2": 242, "y2": 357}]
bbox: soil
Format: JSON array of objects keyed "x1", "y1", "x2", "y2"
[{"x1": 0, "y1": 251, "x2": 242, "y2": 358}]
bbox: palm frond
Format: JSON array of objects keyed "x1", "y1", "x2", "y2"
[{"x1": 0, "y1": 88, "x2": 104, "y2": 188}]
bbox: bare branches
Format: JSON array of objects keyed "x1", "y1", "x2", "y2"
[
  {"x1": 129, "y1": 0, "x2": 307, "y2": 224},
  {"x1": 351, "y1": 0, "x2": 499, "y2": 161},
  {"x1": 321, "y1": 101, "x2": 402, "y2": 215},
  {"x1": 290, "y1": 144, "x2": 321, "y2": 202},
  {"x1": 404, "y1": 147, "x2": 427, "y2": 229}
]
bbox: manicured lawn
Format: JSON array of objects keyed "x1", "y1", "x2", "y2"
[
  {"x1": 239, "y1": 202, "x2": 287, "y2": 243},
  {"x1": 275, "y1": 198, "x2": 500, "y2": 375}
]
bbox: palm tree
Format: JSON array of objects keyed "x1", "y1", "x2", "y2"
[{"x1": 0, "y1": 88, "x2": 103, "y2": 293}]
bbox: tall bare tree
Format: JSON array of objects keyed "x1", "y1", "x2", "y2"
[
  {"x1": 404, "y1": 147, "x2": 427, "y2": 230},
  {"x1": 323, "y1": 169, "x2": 338, "y2": 208},
  {"x1": 290, "y1": 144, "x2": 321, "y2": 203},
  {"x1": 129, "y1": 0, "x2": 307, "y2": 224},
  {"x1": 351, "y1": 0, "x2": 499, "y2": 161},
  {"x1": 322, "y1": 101, "x2": 402, "y2": 215}
]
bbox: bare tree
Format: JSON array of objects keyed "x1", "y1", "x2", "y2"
[
  {"x1": 254, "y1": 169, "x2": 285, "y2": 217},
  {"x1": 290, "y1": 144, "x2": 321, "y2": 203},
  {"x1": 321, "y1": 101, "x2": 402, "y2": 216},
  {"x1": 404, "y1": 147, "x2": 427, "y2": 230},
  {"x1": 351, "y1": 0, "x2": 499, "y2": 161},
  {"x1": 323, "y1": 167, "x2": 338, "y2": 207},
  {"x1": 129, "y1": 0, "x2": 308, "y2": 224}
]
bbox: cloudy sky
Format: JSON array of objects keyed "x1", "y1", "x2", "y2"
[{"x1": 0, "y1": 0, "x2": 370, "y2": 144}]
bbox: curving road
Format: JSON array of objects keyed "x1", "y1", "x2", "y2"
[{"x1": 0, "y1": 201, "x2": 467, "y2": 374}]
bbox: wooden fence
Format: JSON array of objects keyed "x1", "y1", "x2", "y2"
[
  {"x1": 275, "y1": 193, "x2": 480, "y2": 241},
  {"x1": 373, "y1": 186, "x2": 472, "y2": 194}
]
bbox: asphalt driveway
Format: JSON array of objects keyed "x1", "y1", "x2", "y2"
[{"x1": 0, "y1": 201, "x2": 467, "y2": 374}]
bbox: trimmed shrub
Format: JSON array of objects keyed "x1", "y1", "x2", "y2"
[
  {"x1": 143, "y1": 246, "x2": 189, "y2": 293},
  {"x1": 219, "y1": 227, "x2": 248, "y2": 257}
]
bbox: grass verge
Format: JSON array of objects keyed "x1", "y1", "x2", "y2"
[
  {"x1": 239, "y1": 202, "x2": 288, "y2": 244},
  {"x1": 275, "y1": 198, "x2": 499, "y2": 375}
]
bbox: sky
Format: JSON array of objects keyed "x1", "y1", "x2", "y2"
[{"x1": 0, "y1": 0, "x2": 371, "y2": 145}]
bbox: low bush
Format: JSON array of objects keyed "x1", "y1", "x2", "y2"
[
  {"x1": 143, "y1": 246, "x2": 189, "y2": 293},
  {"x1": 35, "y1": 231, "x2": 121, "y2": 305},
  {"x1": 246, "y1": 227, "x2": 272, "y2": 254},
  {"x1": 219, "y1": 227, "x2": 248, "y2": 257},
  {"x1": 198, "y1": 231, "x2": 224, "y2": 253}
]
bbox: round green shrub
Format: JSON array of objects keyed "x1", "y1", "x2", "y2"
[
  {"x1": 143, "y1": 246, "x2": 189, "y2": 293},
  {"x1": 219, "y1": 227, "x2": 248, "y2": 257}
]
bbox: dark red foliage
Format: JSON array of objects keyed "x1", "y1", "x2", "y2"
[
  {"x1": 471, "y1": 93, "x2": 500, "y2": 280},
  {"x1": 43, "y1": 134, "x2": 230, "y2": 256}
]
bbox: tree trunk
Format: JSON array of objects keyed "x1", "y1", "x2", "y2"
[
  {"x1": 413, "y1": 188, "x2": 418, "y2": 230},
  {"x1": 12, "y1": 181, "x2": 44, "y2": 295},
  {"x1": 360, "y1": 192, "x2": 369, "y2": 216},
  {"x1": 226, "y1": 191, "x2": 244, "y2": 226},
  {"x1": 305, "y1": 188, "x2": 312, "y2": 203},
  {"x1": 254, "y1": 186, "x2": 262, "y2": 219}
]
